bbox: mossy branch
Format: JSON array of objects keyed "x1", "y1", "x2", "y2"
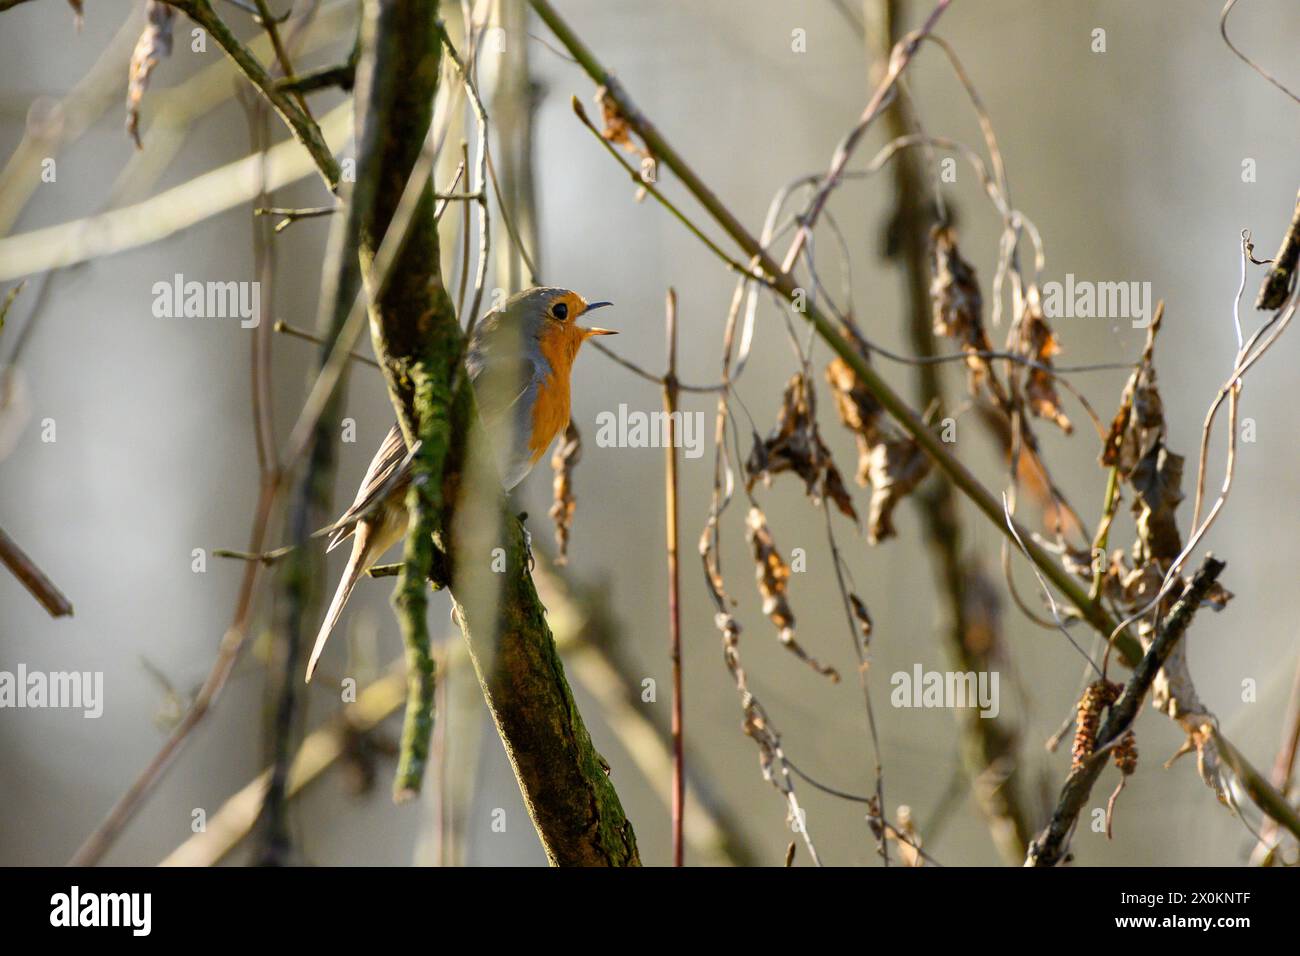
[
  {"x1": 351, "y1": 0, "x2": 450, "y2": 803},
  {"x1": 391, "y1": 366, "x2": 449, "y2": 801},
  {"x1": 353, "y1": 0, "x2": 638, "y2": 863}
]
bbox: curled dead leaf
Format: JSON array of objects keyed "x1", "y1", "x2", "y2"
[
  {"x1": 864, "y1": 436, "x2": 930, "y2": 545},
  {"x1": 1096, "y1": 304, "x2": 1232, "y2": 614},
  {"x1": 825, "y1": 357, "x2": 930, "y2": 544},
  {"x1": 1018, "y1": 304, "x2": 1072, "y2": 434},
  {"x1": 890, "y1": 805, "x2": 924, "y2": 868},
  {"x1": 748, "y1": 373, "x2": 859, "y2": 523},
  {"x1": 1129, "y1": 440, "x2": 1184, "y2": 567},
  {"x1": 595, "y1": 85, "x2": 654, "y2": 200},
  {"x1": 548, "y1": 420, "x2": 581, "y2": 565},
  {"x1": 848, "y1": 592, "x2": 873, "y2": 646},
  {"x1": 744, "y1": 506, "x2": 838, "y2": 682},
  {"x1": 930, "y1": 225, "x2": 995, "y2": 394},
  {"x1": 126, "y1": 2, "x2": 176, "y2": 149},
  {"x1": 595, "y1": 85, "x2": 633, "y2": 151},
  {"x1": 1097, "y1": 549, "x2": 1164, "y2": 609}
]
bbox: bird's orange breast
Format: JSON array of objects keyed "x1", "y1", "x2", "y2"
[{"x1": 528, "y1": 324, "x2": 581, "y2": 463}]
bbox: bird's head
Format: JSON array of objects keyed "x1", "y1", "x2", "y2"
[{"x1": 503, "y1": 286, "x2": 616, "y2": 371}]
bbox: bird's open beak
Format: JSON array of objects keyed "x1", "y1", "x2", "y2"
[{"x1": 581, "y1": 301, "x2": 616, "y2": 336}]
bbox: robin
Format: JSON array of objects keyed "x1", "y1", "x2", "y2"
[{"x1": 305, "y1": 287, "x2": 615, "y2": 682}]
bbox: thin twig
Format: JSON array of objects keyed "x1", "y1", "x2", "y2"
[
  {"x1": 251, "y1": 0, "x2": 313, "y2": 116},
  {"x1": 1251, "y1": 656, "x2": 1300, "y2": 864},
  {"x1": 273, "y1": 319, "x2": 380, "y2": 368},
  {"x1": 586, "y1": 339, "x2": 725, "y2": 393},
  {"x1": 528, "y1": 0, "x2": 1143, "y2": 667},
  {"x1": 437, "y1": 22, "x2": 492, "y2": 339},
  {"x1": 865, "y1": 0, "x2": 1031, "y2": 863},
  {"x1": 70, "y1": 479, "x2": 281, "y2": 864},
  {"x1": 1220, "y1": 0, "x2": 1300, "y2": 106},
  {"x1": 0, "y1": 525, "x2": 74, "y2": 618},
  {"x1": 570, "y1": 98, "x2": 775, "y2": 289},
  {"x1": 273, "y1": 26, "x2": 359, "y2": 94},
  {"x1": 779, "y1": 0, "x2": 954, "y2": 274},
  {"x1": 661, "y1": 289, "x2": 684, "y2": 867},
  {"x1": 255, "y1": 204, "x2": 338, "y2": 233},
  {"x1": 164, "y1": 0, "x2": 340, "y2": 190},
  {"x1": 485, "y1": 148, "x2": 539, "y2": 285}
]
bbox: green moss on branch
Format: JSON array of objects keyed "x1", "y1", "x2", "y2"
[{"x1": 353, "y1": 0, "x2": 638, "y2": 863}]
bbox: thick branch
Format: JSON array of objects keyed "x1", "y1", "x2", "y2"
[{"x1": 355, "y1": 0, "x2": 638, "y2": 864}]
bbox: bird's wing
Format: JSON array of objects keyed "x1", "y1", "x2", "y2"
[
  {"x1": 316, "y1": 423, "x2": 415, "y2": 550},
  {"x1": 466, "y1": 305, "x2": 550, "y2": 423},
  {"x1": 469, "y1": 351, "x2": 544, "y2": 424}
]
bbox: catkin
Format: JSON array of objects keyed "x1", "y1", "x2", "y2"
[
  {"x1": 1072, "y1": 679, "x2": 1121, "y2": 770},
  {"x1": 1113, "y1": 729, "x2": 1138, "y2": 776}
]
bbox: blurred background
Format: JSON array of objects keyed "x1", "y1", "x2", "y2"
[{"x1": 1, "y1": 0, "x2": 1298, "y2": 866}]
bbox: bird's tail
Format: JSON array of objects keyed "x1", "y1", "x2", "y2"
[{"x1": 306, "y1": 536, "x2": 370, "y2": 683}]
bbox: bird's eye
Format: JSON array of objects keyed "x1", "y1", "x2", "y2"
[{"x1": 552, "y1": 302, "x2": 569, "y2": 321}]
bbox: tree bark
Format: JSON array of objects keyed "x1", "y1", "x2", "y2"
[{"x1": 354, "y1": 0, "x2": 639, "y2": 865}]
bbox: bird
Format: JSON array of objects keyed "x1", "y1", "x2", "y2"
[{"x1": 305, "y1": 287, "x2": 616, "y2": 682}]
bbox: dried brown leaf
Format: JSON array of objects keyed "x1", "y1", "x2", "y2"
[
  {"x1": 826, "y1": 355, "x2": 885, "y2": 459},
  {"x1": 1018, "y1": 305, "x2": 1072, "y2": 434},
  {"x1": 848, "y1": 592, "x2": 873, "y2": 645},
  {"x1": 745, "y1": 506, "x2": 838, "y2": 682},
  {"x1": 891, "y1": 805, "x2": 924, "y2": 868},
  {"x1": 126, "y1": 2, "x2": 175, "y2": 149},
  {"x1": 930, "y1": 225, "x2": 995, "y2": 394},
  {"x1": 821, "y1": 459, "x2": 858, "y2": 524},
  {"x1": 1098, "y1": 549, "x2": 1163, "y2": 609},
  {"x1": 863, "y1": 436, "x2": 930, "y2": 545},
  {"x1": 595, "y1": 85, "x2": 633, "y2": 151},
  {"x1": 1094, "y1": 304, "x2": 1231, "y2": 612},
  {"x1": 1129, "y1": 440, "x2": 1184, "y2": 567},
  {"x1": 1101, "y1": 306, "x2": 1165, "y2": 470},
  {"x1": 595, "y1": 84, "x2": 653, "y2": 202},
  {"x1": 825, "y1": 357, "x2": 929, "y2": 542},
  {"x1": 548, "y1": 420, "x2": 581, "y2": 565},
  {"x1": 748, "y1": 373, "x2": 858, "y2": 522}
]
